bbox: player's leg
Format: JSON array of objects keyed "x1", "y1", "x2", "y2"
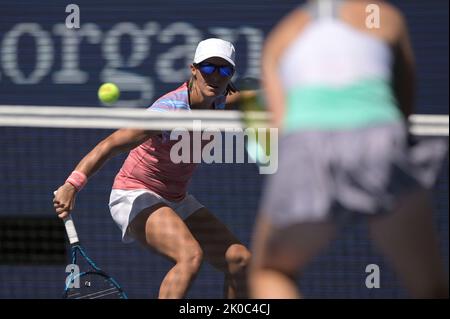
[
  {"x1": 128, "y1": 204, "x2": 203, "y2": 299},
  {"x1": 184, "y1": 208, "x2": 251, "y2": 298},
  {"x1": 368, "y1": 189, "x2": 449, "y2": 298},
  {"x1": 249, "y1": 213, "x2": 336, "y2": 298}
]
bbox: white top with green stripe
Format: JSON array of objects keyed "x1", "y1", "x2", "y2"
[{"x1": 280, "y1": 0, "x2": 402, "y2": 131}]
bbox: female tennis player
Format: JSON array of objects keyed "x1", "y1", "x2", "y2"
[
  {"x1": 53, "y1": 38, "x2": 251, "y2": 299},
  {"x1": 249, "y1": 0, "x2": 448, "y2": 298}
]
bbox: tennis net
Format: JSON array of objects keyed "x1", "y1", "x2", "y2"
[{"x1": 0, "y1": 106, "x2": 448, "y2": 298}]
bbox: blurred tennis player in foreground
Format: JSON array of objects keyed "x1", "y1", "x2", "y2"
[
  {"x1": 53, "y1": 38, "x2": 251, "y2": 299},
  {"x1": 250, "y1": 0, "x2": 448, "y2": 298}
]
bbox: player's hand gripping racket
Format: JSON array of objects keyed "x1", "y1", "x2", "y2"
[{"x1": 56, "y1": 192, "x2": 127, "y2": 299}]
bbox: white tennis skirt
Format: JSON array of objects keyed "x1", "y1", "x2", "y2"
[{"x1": 109, "y1": 189, "x2": 204, "y2": 243}]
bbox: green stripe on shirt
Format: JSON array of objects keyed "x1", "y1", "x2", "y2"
[{"x1": 283, "y1": 78, "x2": 402, "y2": 131}]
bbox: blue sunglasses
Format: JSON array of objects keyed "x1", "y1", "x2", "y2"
[{"x1": 196, "y1": 62, "x2": 234, "y2": 77}]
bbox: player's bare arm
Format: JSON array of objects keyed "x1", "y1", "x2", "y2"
[
  {"x1": 262, "y1": 9, "x2": 310, "y2": 128},
  {"x1": 54, "y1": 128, "x2": 157, "y2": 217},
  {"x1": 225, "y1": 88, "x2": 259, "y2": 109},
  {"x1": 73, "y1": 128, "x2": 156, "y2": 178},
  {"x1": 391, "y1": 11, "x2": 416, "y2": 119}
]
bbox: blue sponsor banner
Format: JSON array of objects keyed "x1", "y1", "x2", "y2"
[{"x1": 0, "y1": 0, "x2": 448, "y2": 114}]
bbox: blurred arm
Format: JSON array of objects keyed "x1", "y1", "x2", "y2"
[
  {"x1": 392, "y1": 12, "x2": 416, "y2": 119},
  {"x1": 262, "y1": 9, "x2": 310, "y2": 129}
]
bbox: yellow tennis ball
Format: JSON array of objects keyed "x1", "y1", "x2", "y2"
[{"x1": 98, "y1": 83, "x2": 120, "y2": 103}]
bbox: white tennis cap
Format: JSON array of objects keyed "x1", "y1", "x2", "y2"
[{"x1": 193, "y1": 38, "x2": 236, "y2": 67}]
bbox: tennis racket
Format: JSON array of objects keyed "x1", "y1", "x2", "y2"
[
  {"x1": 235, "y1": 77, "x2": 271, "y2": 165},
  {"x1": 59, "y1": 199, "x2": 127, "y2": 299}
]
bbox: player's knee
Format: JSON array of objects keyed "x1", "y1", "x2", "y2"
[
  {"x1": 179, "y1": 243, "x2": 203, "y2": 274},
  {"x1": 225, "y1": 244, "x2": 251, "y2": 273}
]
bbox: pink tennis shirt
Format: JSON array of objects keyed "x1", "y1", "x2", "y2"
[{"x1": 112, "y1": 82, "x2": 226, "y2": 202}]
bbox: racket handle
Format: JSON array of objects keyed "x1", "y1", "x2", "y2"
[
  {"x1": 54, "y1": 191, "x2": 79, "y2": 244},
  {"x1": 63, "y1": 215, "x2": 80, "y2": 245}
]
